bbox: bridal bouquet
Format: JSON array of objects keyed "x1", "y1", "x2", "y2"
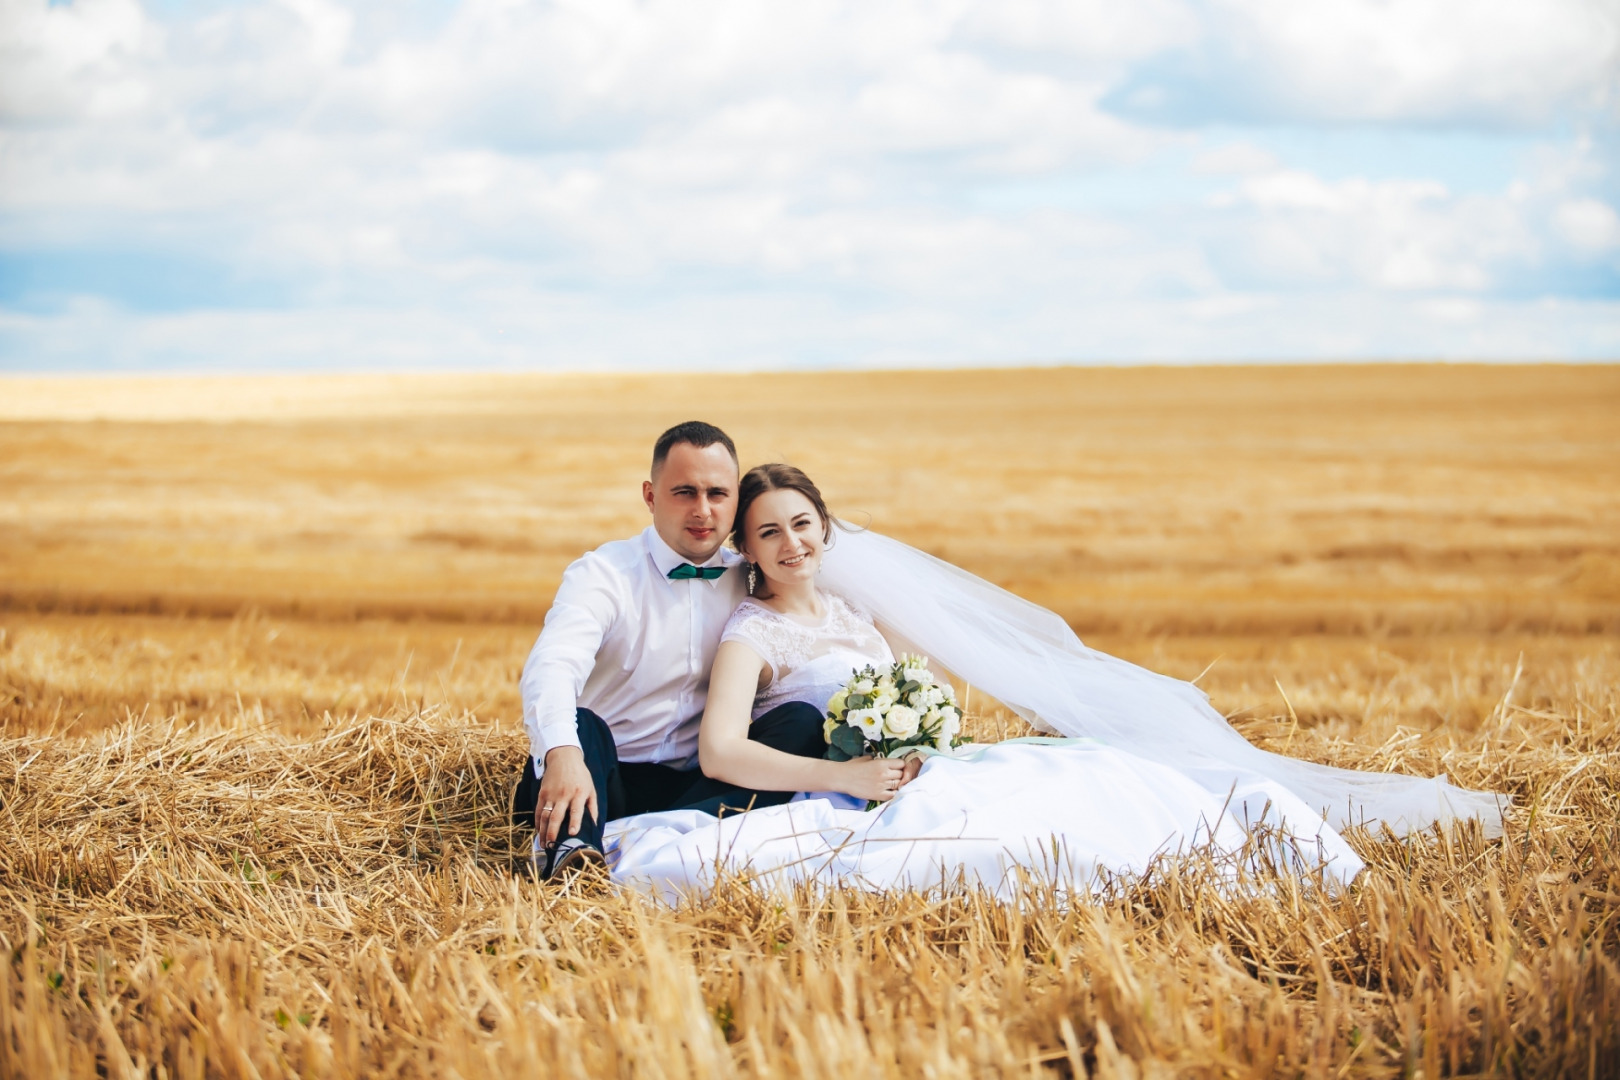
[{"x1": 823, "y1": 654, "x2": 968, "y2": 762}]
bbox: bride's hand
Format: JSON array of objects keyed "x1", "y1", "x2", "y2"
[
  {"x1": 840, "y1": 756, "x2": 907, "y2": 802},
  {"x1": 898, "y1": 753, "x2": 925, "y2": 787}
]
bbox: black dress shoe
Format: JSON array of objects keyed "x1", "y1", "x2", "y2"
[{"x1": 546, "y1": 837, "x2": 606, "y2": 879}]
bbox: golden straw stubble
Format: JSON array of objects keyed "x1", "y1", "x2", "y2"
[{"x1": 2, "y1": 365, "x2": 1617, "y2": 1076}]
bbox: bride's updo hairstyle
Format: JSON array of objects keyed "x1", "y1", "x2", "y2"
[{"x1": 731, "y1": 463, "x2": 836, "y2": 597}]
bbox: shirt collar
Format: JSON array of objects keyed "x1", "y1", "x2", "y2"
[{"x1": 644, "y1": 526, "x2": 739, "y2": 584}]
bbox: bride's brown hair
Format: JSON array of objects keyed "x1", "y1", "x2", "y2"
[{"x1": 731, "y1": 463, "x2": 836, "y2": 596}]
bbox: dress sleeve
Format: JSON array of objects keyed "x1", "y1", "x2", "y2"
[{"x1": 720, "y1": 605, "x2": 778, "y2": 669}]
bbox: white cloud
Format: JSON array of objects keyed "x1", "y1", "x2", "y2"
[
  {"x1": 8, "y1": 284, "x2": 1618, "y2": 372},
  {"x1": 1225, "y1": 0, "x2": 1618, "y2": 123},
  {"x1": 953, "y1": 0, "x2": 1197, "y2": 62},
  {"x1": 0, "y1": 0, "x2": 159, "y2": 122},
  {"x1": 1419, "y1": 297, "x2": 1483, "y2": 324},
  {"x1": 1554, "y1": 198, "x2": 1620, "y2": 254},
  {"x1": 0, "y1": 0, "x2": 1615, "y2": 370},
  {"x1": 1209, "y1": 168, "x2": 1543, "y2": 293},
  {"x1": 1193, "y1": 142, "x2": 1278, "y2": 176},
  {"x1": 1233, "y1": 173, "x2": 1451, "y2": 214},
  {"x1": 1107, "y1": 0, "x2": 1620, "y2": 127}
]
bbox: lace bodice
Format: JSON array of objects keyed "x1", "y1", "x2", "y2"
[{"x1": 721, "y1": 591, "x2": 894, "y2": 718}]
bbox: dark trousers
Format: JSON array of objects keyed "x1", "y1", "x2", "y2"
[{"x1": 511, "y1": 701, "x2": 827, "y2": 851}]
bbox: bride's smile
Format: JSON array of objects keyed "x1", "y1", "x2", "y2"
[{"x1": 743, "y1": 487, "x2": 831, "y2": 613}]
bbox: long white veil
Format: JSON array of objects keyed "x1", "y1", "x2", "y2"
[{"x1": 819, "y1": 525, "x2": 1508, "y2": 838}]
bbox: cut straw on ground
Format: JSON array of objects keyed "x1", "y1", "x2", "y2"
[{"x1": 3, "y1": 656, "x2": 1615, "y2": 1078}]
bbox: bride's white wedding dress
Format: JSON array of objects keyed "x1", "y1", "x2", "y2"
[{"x1": 602, "y1": 528, "x2": 1507, "y2": 901}]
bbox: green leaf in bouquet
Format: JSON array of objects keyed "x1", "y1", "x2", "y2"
[
  {"x1": 846, "y1": 693, "x2": 870, "y2": 710},
  {"x1": 830, "y1": 724, "x2": 867, "y2": 759},
  {"x1": 900, "y1": 681, "x2": 920, "y2": 696},
  {"x1": 826, "y1": 743, "x2": 852, "y2": 762}
]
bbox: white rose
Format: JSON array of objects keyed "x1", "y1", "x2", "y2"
[
  {"x1": 849, "y1": 708, "x2": 885, "y2": 742},
  {"x1": 882, "y1": 704, "x2": 921, "y2": 738},
  {"x1": 852, "y1": 678, "x2": 875, "y2": 695},
  {"x1": 874, "y1": 690, "x2": 898, "y2": 710}
]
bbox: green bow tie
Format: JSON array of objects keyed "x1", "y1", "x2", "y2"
[{"x1": 668, "y1": 563, "x2": 728, "y2": 581}]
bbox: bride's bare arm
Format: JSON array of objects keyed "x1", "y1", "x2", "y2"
[{"x1": 698, "y1": 640, "x2": 905, "y2": 800}]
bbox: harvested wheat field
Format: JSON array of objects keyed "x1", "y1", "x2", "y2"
[{"x1": 2, "y1": 364, "x2": 1618, "y2": 1078}]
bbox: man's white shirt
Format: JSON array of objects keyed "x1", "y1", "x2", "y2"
[{"x1": 520, "y1": 527, "x2": 746, "y2": 777}]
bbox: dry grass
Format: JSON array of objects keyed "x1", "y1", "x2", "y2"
[
  {"x1": 5, "y1": 366, "x2": 1619, "y2": 637},
  {"x1": 2, "y1": 365, "x2": 1618, "y2": 1077},
  {"x1": 2, "y1": 658, "x2": 1615, "y2": 1079}
]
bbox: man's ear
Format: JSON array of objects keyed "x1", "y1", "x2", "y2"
[{"x1": 642, "y1": 479, "x2": 656, "y2": 513}]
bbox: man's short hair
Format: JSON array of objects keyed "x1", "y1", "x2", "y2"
[{"x1": 651, "y1": 421, "x2": 739, "y2": 474}]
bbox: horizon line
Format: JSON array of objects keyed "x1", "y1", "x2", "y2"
[{"x1": 4, "y1": 355, "x2": 1618, "y2": 382}]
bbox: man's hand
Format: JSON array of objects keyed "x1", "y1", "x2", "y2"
[{"x1": 535, "y1": 745, "x2": 597, "y2": 846}]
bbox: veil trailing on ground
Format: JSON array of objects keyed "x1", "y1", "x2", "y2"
[{"x1": 819, "y1": 525, "x2": 1508, "y2": 839}]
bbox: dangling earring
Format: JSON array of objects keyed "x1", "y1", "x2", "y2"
[{"x1": 747, "y1": 563, "x2": 758, "y2": 595}]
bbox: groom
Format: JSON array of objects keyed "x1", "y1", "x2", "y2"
[{"x1": 513, "y1": 421, "x2": 828, "y2": 877}]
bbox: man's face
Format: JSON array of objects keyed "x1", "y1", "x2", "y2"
[{"x1": 642, "y1": 441, "x2": 739, "y2": 564}]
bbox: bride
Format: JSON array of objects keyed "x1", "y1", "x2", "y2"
[{"x1": 603, "y1": 464, "x2": 1507, "y2": 899}]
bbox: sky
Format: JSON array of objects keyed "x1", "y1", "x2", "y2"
[{"x1": 0, "y1": 0, "x2": 1616, "y2": 372}]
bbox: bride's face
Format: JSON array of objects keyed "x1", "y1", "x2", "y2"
[{"x1": 744, "y1": 488, "x2": 826, "y2": 590}]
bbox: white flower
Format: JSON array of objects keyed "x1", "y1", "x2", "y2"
[
  {"x1": 848, "y1": 708, "x2": 885, "y2": 742},
  {"x1": 940, "y1": 683, "x2": 957, "y2": 703},
  {"x1": 938, "y1": 705, "x2": 960, "y2": 730},
  {"x1": 901, "y1": 666, "x2": 931, "y2": 687},
  {"x1": 882, "y1": 704, "x2": 921, "y2": 738},
  {"x1": 873, "y1": 689, "x2": 898, "y2": 710},
  {"x1": 852, "y1": 678, "x2": 874, "y2": 695},
  {"x1": 924, "y1": 686, "x2": 945, "y2": 707}
]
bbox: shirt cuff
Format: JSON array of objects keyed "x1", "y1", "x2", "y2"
[{"x1": 532, "y1": 720, "x2": 584, "y2": 777}]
